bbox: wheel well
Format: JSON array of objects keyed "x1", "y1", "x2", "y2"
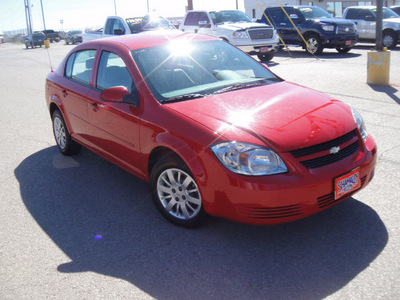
[
  {"x1": 383, "y1": 28, "x2": 396, "y2": 37},
  {"x1": 49, "y1": 102, "x2": 60, "y2": 117},
  {"x1": 148, "y1": 147, "x2": 183, "y2": 175}
]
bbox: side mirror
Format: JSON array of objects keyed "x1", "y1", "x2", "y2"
[
  {"x1": 100, "y1": 86, "x2": 140, "y2": 107},
  {"x1": 113, "y1": 28, "x2": 125, "y2": 35},
  {"x1": 198, "y1": 20, "x2": 211, "y2": 28}
]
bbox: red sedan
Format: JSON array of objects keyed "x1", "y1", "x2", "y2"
[{"x1": 45, "y1": 31, "x2": 376, "y2": 227}]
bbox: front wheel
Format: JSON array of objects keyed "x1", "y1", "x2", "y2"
[
  {"x1": 305, "y1": 34, "x2": 323, "y2": 55},
  {"x1": 336, "y1": 46, "x2": 352, "y2": 54},
  {"x1": 52, "y1": 110, "x2": 81, "y2": 155},
  {"x1": 257, "y1": 52, "x2": 274, "y2": 62},
  {"x1": 150, "y1": 155, "x2": 207, "y2": 228}
]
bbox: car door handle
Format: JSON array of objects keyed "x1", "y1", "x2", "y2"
[
  {"x1": 280, "y1": 23, "x2": 286, "y2": 25},
  {"x1": 61, "y1": 89, "x2": 68, "y2": 97},
  {"x1": 89, "y1": 102, "x2": 105, "y2": 111}
]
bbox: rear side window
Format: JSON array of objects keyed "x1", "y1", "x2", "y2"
[
  {"x1": 345, "y1": 9, "x2": 372, "y2": 19},
  {"x1": 65, "y1": 50, "x2": 97, "y2": 85}
]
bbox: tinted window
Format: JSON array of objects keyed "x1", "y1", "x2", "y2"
[
  {"x1": 184, "y1": 12, "x2": 210, "y2": 26},
  {"x1": 65, "y1": 50, "x2": 96, "y2": 85},
  {"x1": 96, "y1": 51, "x2": 133, "y2": 92},
  {"x1": 345, "y1": 8, "x2": 372, "y2": 19}
]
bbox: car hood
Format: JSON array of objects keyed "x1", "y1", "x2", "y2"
[
  {"x1": 313, "y1": 18, "x2": 355, "y2": 26},
  {"x1": 217, "y1": 22, "x2": 272, "y2": 31},
  {"x1": 166, "y1": 82, "x2": 355, "y2": 152},
  {"x1": 383, "y1": 17, "x2": 400, "y2": 24}
]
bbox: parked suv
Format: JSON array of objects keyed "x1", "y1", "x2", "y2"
[
  {"x1": 342, "y1": 6, "x2": 400, "y2": 49},
  {"x1": 260, "y1": 6, "x2": 358, "y2": 54},
  {"x1": 179, "y1": 10, "x2": 279, "y2": 61},
  {"x1": 25, "y1": 33, "x2": 45, "y2": 49}
]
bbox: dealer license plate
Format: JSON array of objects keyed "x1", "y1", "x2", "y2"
[
  {"x1": 345, "y1": 40, "x2": 352, "y2": 46},
  {"x1": 260, "y1": 47, "x2": 269, "y2": 53},
  {"x1": 334, "y1": 168, "x2": 361, "y2": 200}
]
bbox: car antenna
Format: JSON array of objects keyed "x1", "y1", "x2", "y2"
[{"x1": 45, "y1": 45, "x2": 54, "y2": 71}]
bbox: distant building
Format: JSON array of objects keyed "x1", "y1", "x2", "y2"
[{"x1": 244, "y1": 0, "x2": 400, "y2": 18}]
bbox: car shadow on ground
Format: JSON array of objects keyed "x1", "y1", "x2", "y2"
[
  {"x1": 15, "y1": 147, "x2": 388, "y2": 299},
  {"x1": 272, "y1": 47, "x2": 362, "y2": 60}
]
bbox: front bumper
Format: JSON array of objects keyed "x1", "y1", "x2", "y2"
[
  {"x1": 321, "y1": 34, "x2": 359, "y2": 48},
  {"x1": 197, "y1": 134, "x2": 377, "y2": 225}
]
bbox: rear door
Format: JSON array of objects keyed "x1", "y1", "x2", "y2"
[
  {"x1": 59, "y1": 49, "x2": 97, "y2": 141},
  {"x1": 344, "y1": 8, "x2": 375, "y2": 39},
  {"x1": 267, "y1": 8, "x2": 299, "y2": 43}
]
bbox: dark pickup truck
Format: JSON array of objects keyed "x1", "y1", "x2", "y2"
[
  {"x1": 43, "y1": 29, "x2": 60, "y2": 43},
  {"x1": 259, "y1": 5, "x2": 358, "y2": 54}
]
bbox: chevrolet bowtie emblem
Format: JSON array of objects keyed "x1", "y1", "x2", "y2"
[{"x1": 330, "y1": 146, "x2": 341, "y2": 154}]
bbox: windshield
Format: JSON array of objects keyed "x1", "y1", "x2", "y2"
[
  {"x1": 299, "y1": 7, "x2": 332, "y2": 19},
  {"x1": 209, "y1": 10, "x2": 252, "y2": 24},
  {"x1": 126, "y1": 15, "x2": 175, "y2": 33},
  {"x1": 372, "y1": 7, "x2": 400, "y2": 19},
  {"x1": 131, "y1": 40, "x2": 280, "y2": 103}
]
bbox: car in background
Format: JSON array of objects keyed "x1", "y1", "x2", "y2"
[
  {"x1": 25, "y1": 33, "x2": 45, "y2": 49},
  {"x1": 83, "y1": 14, "x2": 177, "y2": 42},
  {"x1": 179, "y1": 10, "x2": 279, "y2": 62},
  {"x1": 43, "y1": 29, "x2": 61, "y2": 43},
  {"x1": 65, "y1": 30, "x2": 84, "y2": 45},
  {"x1": 390, "y1": 6, "x2": 400, "y2": 16},
  {"x1": 342, "y1": 6, "x2": 400, "y2": 49},
  {"x1": 45, "y1": 31, "x2": 376, "y2": 228},
  {"x1": 260, "y1": 6, "x2": 358, "y2": 55}
]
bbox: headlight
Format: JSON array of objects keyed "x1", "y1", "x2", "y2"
[
  {"x1": 232, "y1": 30, "x2": 249, "y2": 39},
  {"x1": 321, "y1": 24, "x2": 335, "y2": 31},
  {"x1": 210, "y1": 142, "x2": 288, "y2": 176},
  {"x1": 351, "y1": 108, "x2": 368, "y2": 141}
]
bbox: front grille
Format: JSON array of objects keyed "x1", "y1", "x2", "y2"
[
  {"x1": 317, "y1": 176, "x2": 366, "y2": 208},
  {"x1": 300, "y1": 141, "x2": 359, "y2": 169},
  {"x1": 289, "y1": 129, "x2": 360, "y2": 169},
  {"x1": 337, "y1": 25, "x2": 356, "y2": 35},
  {"x1": 236, "y1": 204, "x2": 306, "y2": 219},
  {"x1": 248, "y1": 28, "x2": 273, "y2": 40}
]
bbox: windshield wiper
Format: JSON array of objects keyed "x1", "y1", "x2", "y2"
[
  {"x1": 212, "y1": 82, "x2": 264, "y2": 95},
  {"x1": 162, "y1": 93, "x2": 205, "y2": 103}
]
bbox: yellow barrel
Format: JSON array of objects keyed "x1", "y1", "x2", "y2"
[
  {"x1": 367, "y1": 50, "x2": 390, "y2": 85},
  {"x1": 44, "y1": 39, "x2": 50, "y2": 48}
]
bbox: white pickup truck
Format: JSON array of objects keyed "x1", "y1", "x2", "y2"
[
  {"x1": 83, "y1": 15, "x2": 177, "y2": 42},
  {"x1": 179, "y1": 10, "x2": 279, "y2": 62},
  {"x1": 342, "y1": 6, "x2": 400, "y2": 48}
]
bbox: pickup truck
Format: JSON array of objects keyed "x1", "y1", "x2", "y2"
[
  {"x1": 43, "y1": 29, "x2": 60, "y2": 43},
  {"x1": 260, "y1": 5, "x2": 358, "y2": 55},
  {"x1": 83, "y1": 14, "x2": 176, "y2": 42},
  {"x1": 178, "y1": 10, "x2": 279, "y2": 62},
  {"x1": 342, "y1": 6, "x2": 400, "y2": 49}
]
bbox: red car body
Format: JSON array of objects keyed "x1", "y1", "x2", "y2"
[{"x1": 46, "y1": 31, "x2": 376, "y2": 226}]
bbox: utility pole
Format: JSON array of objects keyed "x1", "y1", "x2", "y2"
[
  {"x1": 375, "y1": 0, "x2": 383, "y2": 50},
  {"x1": 24, "y1": 0, "x2": 33, "y2": 35}
]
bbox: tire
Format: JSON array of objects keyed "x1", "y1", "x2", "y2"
[
  {"x1": 65, "y1": 40, "x2": 69, "y2": 45},
  {"x1": 25, "y1": 44, "x2": 28, "y2": 49},
  {"x1": 305, "y1": 33, "x2": 323, "y2": 55},
  {"x1": 336, "y1": 46, "x2": 352, "y2": 54},
  {"x1": 382, "y1": 31, "x2": 397, "y2": 49},
  {"x1": 52, "y1": 110, "x2": 81, "y2": 155},
  {"x1": 150, "y1": 155, "x2": 207, "y2": 228},
  {"x1": 257, "y1": 52, "x2": 274, "y2": 62}
]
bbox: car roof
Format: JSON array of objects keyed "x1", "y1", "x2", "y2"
[{"x1": 82, "y1": 31, "x2": 218, "y2": 51}]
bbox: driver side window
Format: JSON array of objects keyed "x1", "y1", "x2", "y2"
[{"x1": 96, "y1": 51, "x2": 134, "y2": 93}]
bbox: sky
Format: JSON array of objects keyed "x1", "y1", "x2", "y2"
[{"x1": 0, "y1": 0, "x2": 245, "y2": 34}]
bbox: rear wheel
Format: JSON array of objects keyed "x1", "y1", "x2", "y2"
[
  {"x1": 336, "y1": 46, "x2": 352, "y2": 54},
  {"x1": 52, "y1": 110, "x2": 81, "y2": 155},
  {"x1": 257, "y1": 52, "x2": 274, "y2": 62},
  {"x1": 305, "y1": 33, "x2": 323, "y2": 55},
  {"x1": 382, "y1": 31, "x2": 397, "y2": 49},
  {"x1": 150, "y1": 155, "x2": 207, "y2": 228}
]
